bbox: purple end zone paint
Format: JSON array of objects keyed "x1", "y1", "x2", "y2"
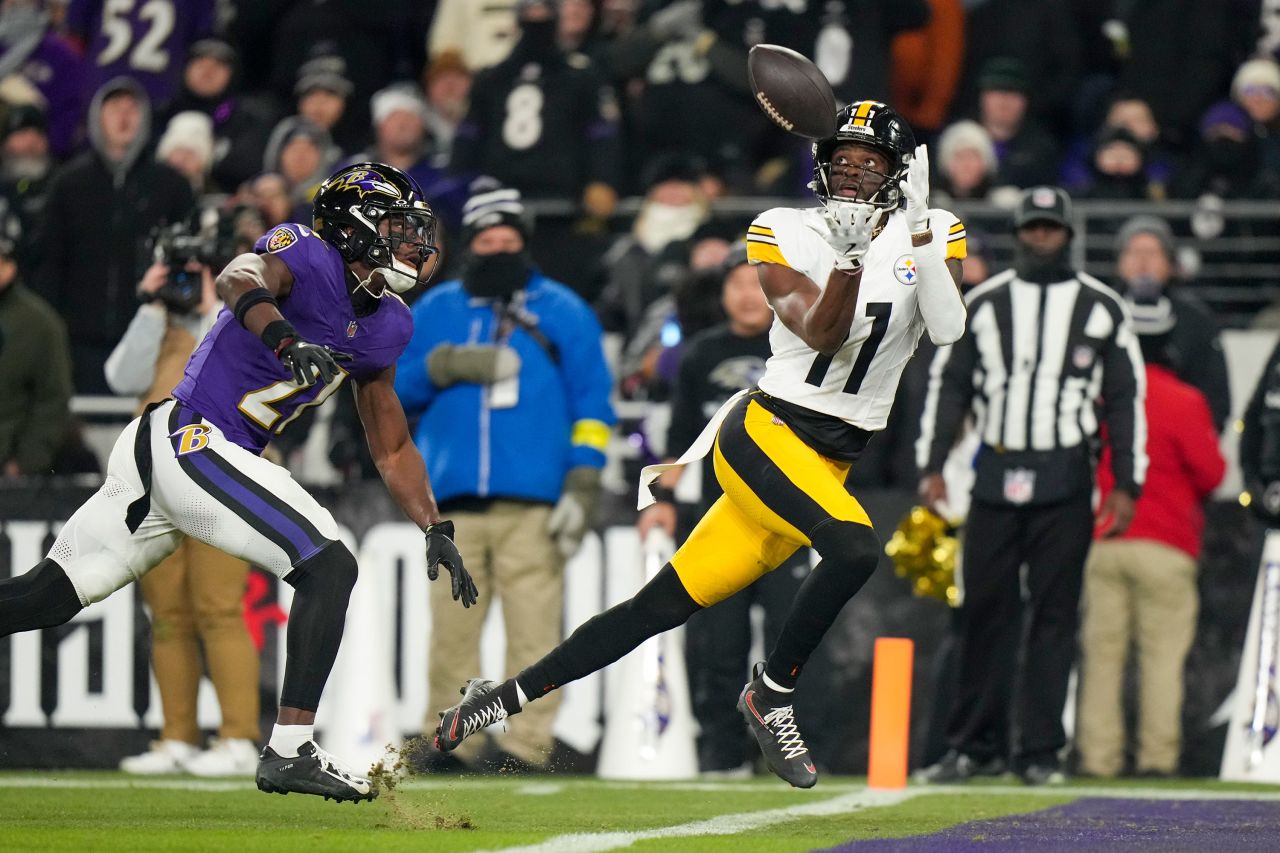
[{"x1": 819, "y1": 798, "x2": 1280, "y2": 852}]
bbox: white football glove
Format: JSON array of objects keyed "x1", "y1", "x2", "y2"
[
  {"x1": 823, "y1": 202, "x2": 884, "y2": 271},
  {"x1": 902, "y1": 144, "x2": 931, "y2": 235}
]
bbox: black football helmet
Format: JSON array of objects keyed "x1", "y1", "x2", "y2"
[
  {"x1": 313, "y1": 162, "x2": 439, "y2": 293},
  {"x1": 811, "y1": 100, "x2": 916, "y2": 210}
]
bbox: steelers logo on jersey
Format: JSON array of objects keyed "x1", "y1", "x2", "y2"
[
  {"x1": 894, "y1": 255, "x2": 918, "y2": 286},
  {"x1": 266, "y1": 227, "x2": 297, "y2": 253}
]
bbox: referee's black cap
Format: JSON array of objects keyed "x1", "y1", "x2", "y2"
[{"x1": 1013, "y1": 185, "x2": 1074, "y2": 234}]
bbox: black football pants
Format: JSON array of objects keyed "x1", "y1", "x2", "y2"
[
  {"x1": 684, "y1": 549, "x2": 809, "y2": 771},
  {"x1": 946, "y1": 492, "x2": 1094, "y2": 766}
]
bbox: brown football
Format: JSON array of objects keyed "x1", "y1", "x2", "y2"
[{"x1": 748, "y1": 44, "x2": 838, "y2": 139}]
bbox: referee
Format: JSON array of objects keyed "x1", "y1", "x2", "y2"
[{"x1": 915, "y1": 186, "x2": 1147, "y2": 786}]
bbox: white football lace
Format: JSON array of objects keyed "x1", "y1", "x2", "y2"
[
  {"x1": 311, "y1": 744, "x2": 364, "y2": 783},
  {"x1": 762, "y1": 705, "x2": 808, "y2": 760},
  {"x1": 463, "y1": 695, "x2": 508, "y2": 738}
]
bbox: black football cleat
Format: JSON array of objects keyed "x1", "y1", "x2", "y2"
[
  {"x1": 738, "y1": 663, "x2": 817, "y2": 789},
  {"x1": 435, "y1": 679, "x2": 510, "y2": 753},
  {"x1": 255, "y1": 741, "x2": 376, "y2": 803},
  {"x1": 914, "y1": 749, "x2": 1007, "y2": 784}
]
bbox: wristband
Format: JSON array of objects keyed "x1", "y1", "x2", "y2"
[
  {"x1": 650, "y1": 484, "x2": 677, "y2": 505},
  {"x1": 260, "y1": 319, "x2": 299, "y2": 357},
  {"x1": 233, "y1": 287, "x2": 279, "y2": 327}
]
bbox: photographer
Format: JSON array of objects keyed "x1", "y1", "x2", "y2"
[{"x1": 104, "y1": 214, "x2": 262, "y2": 777}]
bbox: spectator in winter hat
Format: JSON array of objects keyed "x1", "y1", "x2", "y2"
[
  {"x1": 157, "y1": 111, "x2": 215, "y2": 192},
  {"x1": 935, "y1": 120, "x2": 997, "y2": 201}
]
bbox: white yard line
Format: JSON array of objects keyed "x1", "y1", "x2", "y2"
[{"x1": 471, "y1": 788, "x2": 919, "y2": 853}]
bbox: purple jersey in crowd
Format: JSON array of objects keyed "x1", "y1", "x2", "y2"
[
  {"x1": 67, "y1": 0, "x2": 216, "y2": 107},
  {"x1": 173, "y1": 223, "x2": 413, "y2": 454},
  {"x1": 6, "y1": 35, "x2": 89, "y2": 157}
]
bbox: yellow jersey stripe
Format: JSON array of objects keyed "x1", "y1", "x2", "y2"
[
  {"x1": 571, "y1": 419, "x2": 612, "y2": 450},
  {"x1": 747, "y1": 225, "x2": 775, "y2": 236},
  {"x1": 948, "y1": 221, "x2": 965, "y2": 234},
  {"x1": 945, "y1": 236, "x2": 968, "y2": 261},
  {"x1": 746, "y1": 240, "x2": 789, "y2": 267}
]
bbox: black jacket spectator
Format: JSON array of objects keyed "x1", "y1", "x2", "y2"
[
  {"x1": 956, "y1": 0, "x2": 1081, "y2": 134},
  {"x1": 34, "y1": 78, "x2": 194, "y2": 395},
  {"x1": 0, "y1": 105, "x2": 55, "y2": 274},
  {"x1": 161, "y1": 38, "x2": 279, "y2": 193},
  {"x1": 1080, "y1": 127, "x2": 1155, "y2": 200},
  {"x1": 1075, "y1": 0, "x2": 1233, "y2": 151},
  {"x1": 974, "y1": 58, "x2": 1061, "y2": 188},
  {"x1": 450, "y1": 11, "x2": 621, "y2": 201}
]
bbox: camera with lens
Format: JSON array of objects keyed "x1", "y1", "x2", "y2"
[{"x1": 147, "y1": 220, "x2": 219, "y2": 314}]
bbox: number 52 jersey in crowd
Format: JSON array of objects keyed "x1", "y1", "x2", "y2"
[
  {"x1": 746, "y1": 205, "x2": 967, "y2": 432},
  {"x1": 172, "y1": 223, "x2": 413, "y2": 454}
]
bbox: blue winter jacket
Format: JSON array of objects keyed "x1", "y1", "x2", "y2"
[{"x1": 395, "y1": 272, "x2": 616, "y2": 505}]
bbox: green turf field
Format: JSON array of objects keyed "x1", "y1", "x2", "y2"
[{"x1": 1, "y1": 773, "x2": 1278, "y2": 852}]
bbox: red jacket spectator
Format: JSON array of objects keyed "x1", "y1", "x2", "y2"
[{"x1": 1097, "y1": 363, "x2": 1225, "y2": 557}]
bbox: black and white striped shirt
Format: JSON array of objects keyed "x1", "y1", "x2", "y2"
[{"x1": 916, "y1": 269, "x2": 1148, "y2": 495}]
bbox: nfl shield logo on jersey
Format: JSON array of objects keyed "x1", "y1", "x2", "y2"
[
  {"x1": 894, "y1": 255, "x2": 918, "y2": 285},
  {"x1": 346, "y1": 320, "x2": 358, "y2": 338},
  {"x1": 1003, "y1": 467, "x2": 1036, "y2": 505},
  {"x1": 1072, "y1": 345, "x2": 1094, "y2": 370}
]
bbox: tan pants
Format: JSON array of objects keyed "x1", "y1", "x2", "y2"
[
  {"x1": 426, "y1": 502, "x2": 563, "y2": 766},
  {"x1": 141, "y1": 537, "x2": 260, "y2": 743},
  {"x1": 1078, "y1": 538, "x2": 1198, "y2": 776}
]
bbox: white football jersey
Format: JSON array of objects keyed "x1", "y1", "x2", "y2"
[{"x1": 746, "y1": 205, "x2": 966, "y2": 431}]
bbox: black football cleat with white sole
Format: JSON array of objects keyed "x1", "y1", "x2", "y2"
[
  {"x1": 255, "y1": 741, "x2": 375, "y2": 803},
  {"x1": 738, "y1": 663, "x2": 817, "y2": 789},
  {"x1": 435, "y1": 678, "x2": 511, "y2": 753}
]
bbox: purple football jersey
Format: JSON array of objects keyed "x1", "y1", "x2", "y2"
[
  {"x1": 172, "y1": 223, "x2": 413, "y2": 454},
  {"x1": 68, "y1": 0, "x2": 216, "y2": 107}
]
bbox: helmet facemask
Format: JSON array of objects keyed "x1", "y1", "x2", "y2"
[
  {"x1": 347, "y1": 201, "x2": 439, "y2": 295},
  {"x1": 811, "y1": 140, "x2": 907, "y2": 212}
]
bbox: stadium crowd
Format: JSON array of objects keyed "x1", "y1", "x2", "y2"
[{"x1": 0, "y1": 0, "x2": 1277, "y2": 781}]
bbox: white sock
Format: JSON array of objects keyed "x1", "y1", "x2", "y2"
[
  {"x1": 762, "y1": 673, "x2": 794, "y2": 694},
  {"x1": 515, "y1": 681, "x2": 528, "y2": 707},
  {"x1": 269, "y1": 723, "x2": 314, "y2": 757}
]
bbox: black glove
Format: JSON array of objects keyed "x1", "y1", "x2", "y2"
[
  {"x1": 426, "y1": 520, "x2": 478, "y2": 608},
  {"x1": 278, "y1": 339, "x2": 352, "y2": 386}
]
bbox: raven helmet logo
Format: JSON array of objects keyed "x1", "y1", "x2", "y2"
[
  {"x1": 172, "y1": 423, "x2": 211, "y2": 456},
  {"x1": 330, "y1": 169, "x2": 402, "y2": 199}
]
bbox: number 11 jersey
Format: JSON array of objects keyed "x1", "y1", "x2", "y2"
[{"x1": 746, "y1": 205, "x2": 967, "y2": 432}]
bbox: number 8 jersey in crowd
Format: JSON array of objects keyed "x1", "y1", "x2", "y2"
[
  {"x1": 172, "y1": 222, "x2": 413, "y2": 454},
  {"x1": 746, "y1": 205, "x2": 967, "y2": 432}
]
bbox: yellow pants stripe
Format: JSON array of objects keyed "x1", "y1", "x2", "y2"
[{"x1": 670, "y1": 398, "x2": 871, "y2": 606}]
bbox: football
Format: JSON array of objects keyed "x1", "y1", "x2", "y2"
[{"x1": 747, "y1": 44, "x2": 839, "y2": 139}]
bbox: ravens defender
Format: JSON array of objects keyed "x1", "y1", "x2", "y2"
[
  {"x1": 433, "y1": 101, "x2": 968, "y2": 787},
  {"x1": 0, "y1": 162, "x2": 477, "y2": 802}
]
